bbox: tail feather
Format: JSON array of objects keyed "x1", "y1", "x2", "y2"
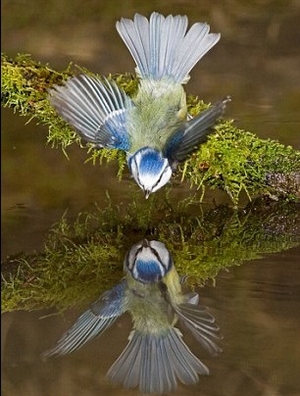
[
  {"x1": 116, "y1": 12, "x2": 220, "y2": 83},
  {"x1": 175, "y1": 22, "x2": 218, "y2": 82},
  {"x1": 151, "y1": 334, "x2": 176, "y2": 392},
  {"x1": 166, "y1": 328, "x2": 209, "y2": 383},
  {"x1": 107, "y1": 328, "x2": 208, "y2": 394},
  {"x1": 119, "y1": 331, "x2": 143, "y2": 388},
  {"x1": 107, "y1": 330, "x2": 140, "y2": 389}
]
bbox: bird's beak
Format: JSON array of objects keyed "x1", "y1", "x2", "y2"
[{"x1": 144, "y1": 190, "x2": 150, "y2": 199}]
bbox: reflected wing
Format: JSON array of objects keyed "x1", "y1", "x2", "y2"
[
  {"x1": 49, "y1": 74, "x2": 133, "y2": 150},
  {"x1": 107, "y1": 328, "x2": 208, "y2": 394},
  {"x1": 164, "y1": 96, "x2": 231, "y2": 163},
  {"x1": 43, "y1": 281, "x2": 127, "y2": 357},
  {"x1": 173, "y1": 293, "x2": 222, "y2": 356}
]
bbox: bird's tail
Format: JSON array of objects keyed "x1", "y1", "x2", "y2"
[
  {"x1": 107, "y1": 328, "x2": 209, "y2": 394},
  {"x1": 116, "y1": 12, "x2": 220, "y2": 84}
]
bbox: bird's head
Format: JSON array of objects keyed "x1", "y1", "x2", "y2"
[
  {"x1": 128, "y1": 147, "x2": 172, "y2": 198},
  {"x1": 124, "y1": 239, "x2": 173, "y2": 284}
]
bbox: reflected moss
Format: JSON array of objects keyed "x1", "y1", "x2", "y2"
[
  {"x1": 2, "y1": 53, "x2": 300, "y2": 205},
  {"x1": 2, "y1": 196, "x2": 299, "y2": 313}
]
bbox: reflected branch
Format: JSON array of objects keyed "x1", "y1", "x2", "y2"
[{"x1": 2, "y1": 197, "x2": 299, "y2": 312}]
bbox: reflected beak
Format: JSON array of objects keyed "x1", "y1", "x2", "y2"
[{"x1": 142, "y1": 239, "x2": 149, "y2": 248}]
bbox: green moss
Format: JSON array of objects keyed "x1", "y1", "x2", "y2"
[
  {"x1": 2, "y1": 53, "x2": 300, "y2": 204},
  {"x1": 181, "y1": 121, "x2": 300, "y2": 205},
  {"x1": 2, "y1": 197, "x2": 299, "y2": 312}
]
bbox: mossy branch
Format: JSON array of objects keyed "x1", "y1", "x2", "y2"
[{"x1": 2, "y1": 53, "x2": 300, "y2": 205}]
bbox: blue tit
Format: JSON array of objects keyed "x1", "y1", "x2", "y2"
[
  {"x1": 49, "y1": 12, "x2": 230, "y2": 198},
  {"x1": 43, "y1": 239, "x2": 221, "y2": 394}
]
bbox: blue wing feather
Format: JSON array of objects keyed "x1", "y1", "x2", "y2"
[
  {"x1": 49, "y1": 74, "x2": 133, "y2": 151},
  {"x1": 164, "y1": 96, "x2": 231, "y2": 163},
  {"x1": 43, "y1": 281, "x2": 127, "y2": 357}
]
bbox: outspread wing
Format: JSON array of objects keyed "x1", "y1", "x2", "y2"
[
  {"x1": 49, "y1": 74, "x2": 133, "y2": 151},
  {"x1": 174, "y1": 292, "x2": 222, "y2": 356},
  {"x1": 164, "y1": 96, "x2": 231, "y2": 164},
  {"x1": 43, "y1": 281, "x2": 127, "y2": 357}
]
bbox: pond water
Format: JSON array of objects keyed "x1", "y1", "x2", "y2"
[
  {"x1": 2, "y1": 1, "x2": 300, "y2": 395},
  {"x1": 2, "y1": 248, "x2": 300, "y2": 395}
]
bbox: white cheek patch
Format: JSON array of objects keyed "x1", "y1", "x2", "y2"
[{"x1": 151, "y1": 167, "x2": 172, "y2": 193}]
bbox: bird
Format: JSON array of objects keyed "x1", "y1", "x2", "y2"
[
  {"x1": 43, "y1": 239, "x2": 222, "y2": 394},
  {"x1": 49, "y1": 12, "x2": 230, "y2": 198}
]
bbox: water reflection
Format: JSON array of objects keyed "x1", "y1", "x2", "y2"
[
  {"x1": 2, "y1": 2, "x2": 300, "y2": 395},
  {"x1": 43, "y1": 239, "x2": 221, "y2": 394},
  {"x1": 2, "y1": 198, "x2": 299, "y2": 313}
]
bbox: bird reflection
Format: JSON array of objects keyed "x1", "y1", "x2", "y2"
[{"x1": 44, "y1": 239, "x2": 222, "y2": 394}]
